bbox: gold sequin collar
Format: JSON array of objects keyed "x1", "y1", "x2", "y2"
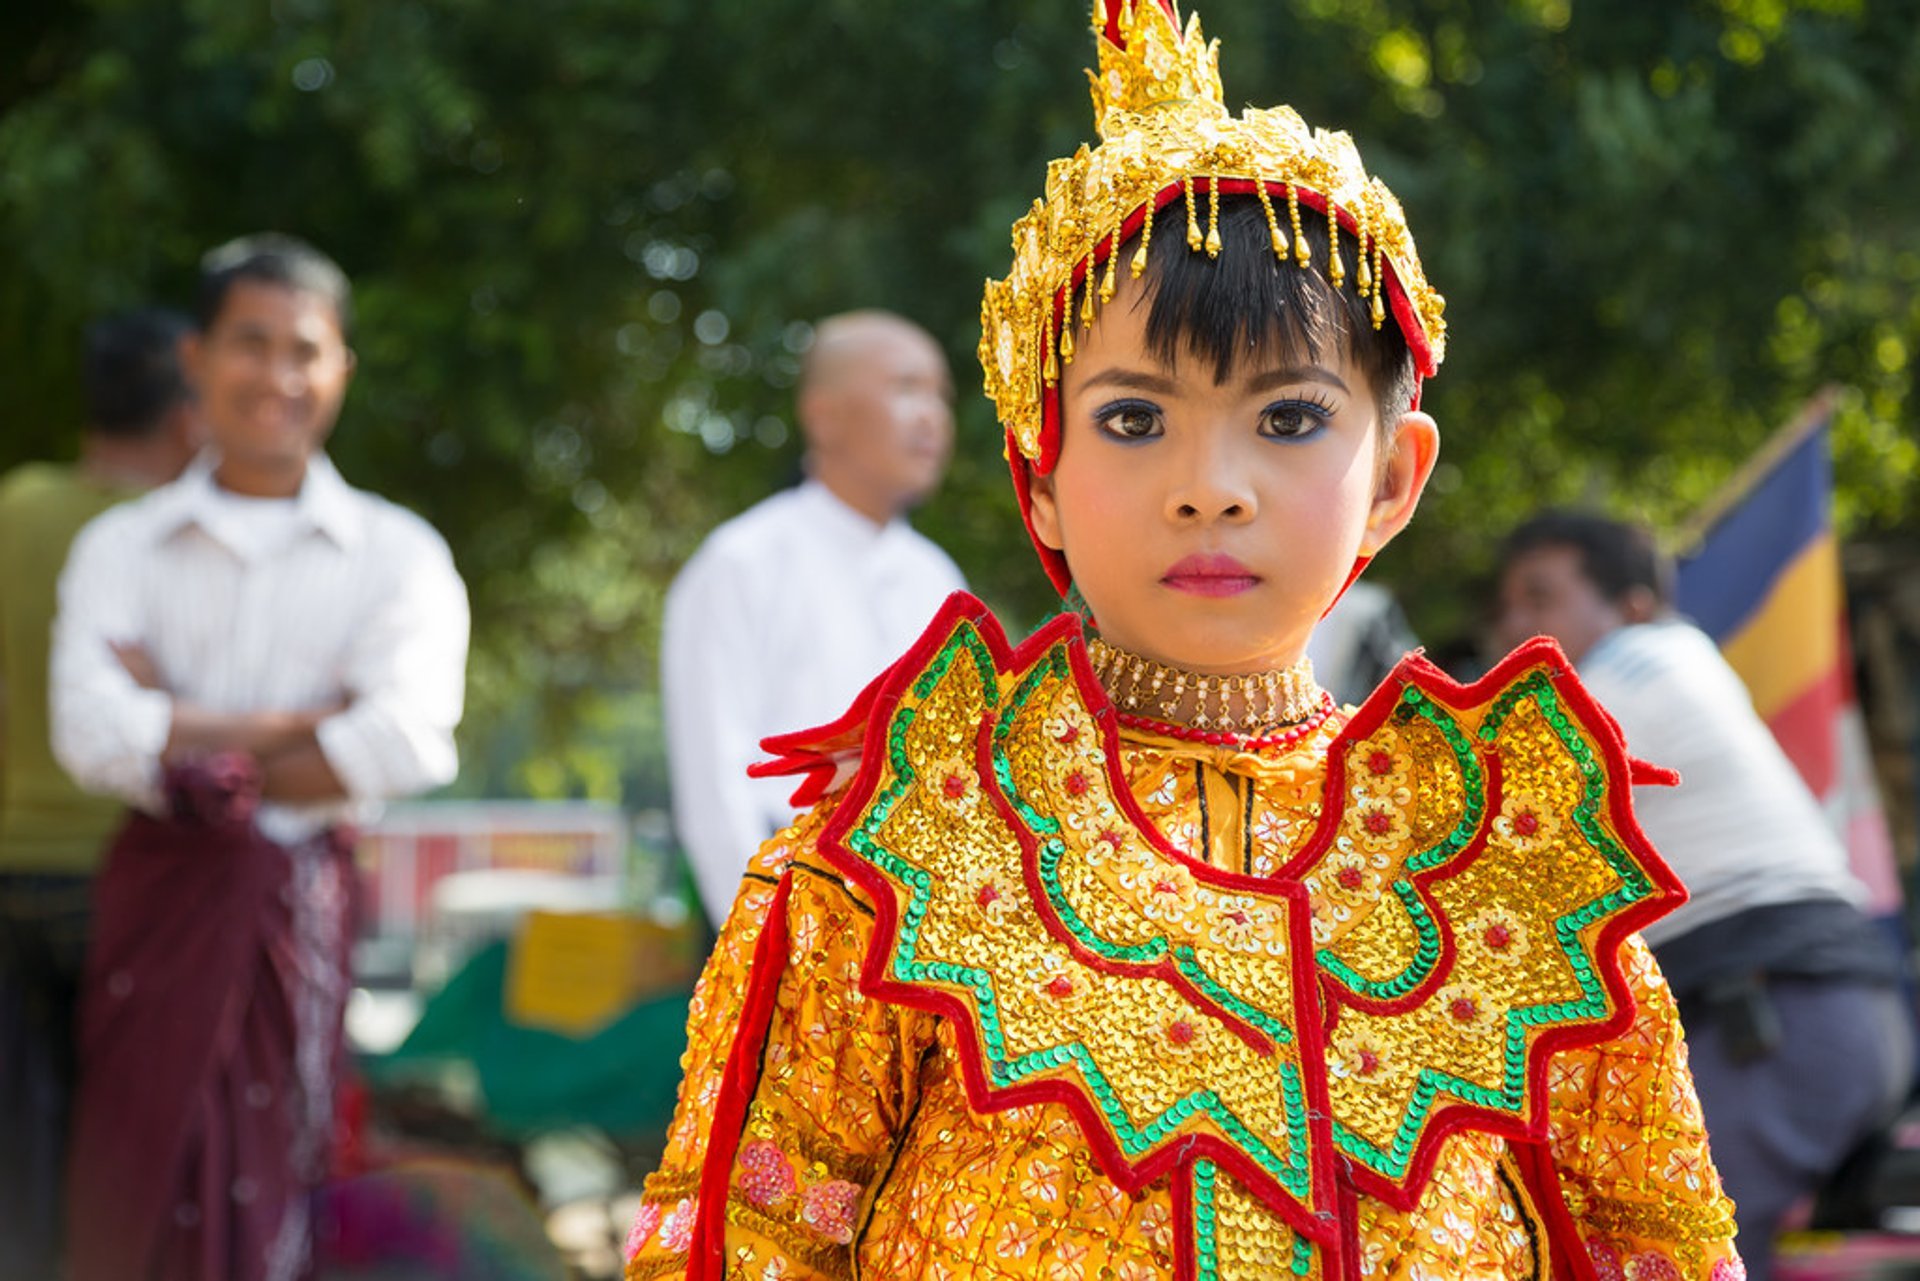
[{"x1": 1087, "y1": 635, "x2": 1324, "y2": 736}]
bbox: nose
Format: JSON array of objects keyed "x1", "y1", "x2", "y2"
[
  {"x1": 1165, "y1": 432, "x2": 1256, "y2": 525},
  {"x1": 267, "y1": 352, "x2": 308, "y2": 396},
  {"x1": 909, "y1": 393, "x2": 955, "y2": 460}
]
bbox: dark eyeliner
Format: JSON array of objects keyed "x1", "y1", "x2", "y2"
[
  {"x1": 1258, "y1": 394, "x2": 1336, "y2": 440},
  {"x1": 1092, "y1": 396, "x2": 1163, "y2": 441}
]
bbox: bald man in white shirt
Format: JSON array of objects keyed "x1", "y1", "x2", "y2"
[
  {"x1": 52, "y1": 234, "x2": 469, "y2": 1281},
  {"x1": 662, "y1": 311, "x2": 965, "y2": 926}
]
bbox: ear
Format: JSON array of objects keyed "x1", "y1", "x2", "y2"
[
  {"x1": 181, "y1": 331, "x2": 207, "y2": 394},
  {"x1": 1360, "y1": 410, "x2": 1439, "y2": 558},
  {"x1": 1026, "y1": 466, "x2": 1066, "y2": 552},
  {"x1": 795, "y1": 380, "x2": 838, "y2": 454},
  {"x1": 1618, "y1": 586, "x2": 1661, "y2": 625}
]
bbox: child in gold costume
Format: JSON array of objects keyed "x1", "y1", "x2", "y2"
[{"x1": 626, "y1": 3, "x2": 1743, "y2": 1277}]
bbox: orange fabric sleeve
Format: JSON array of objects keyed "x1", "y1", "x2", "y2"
[
  {"x1": 624, "y1": 801, "x2": 935, "y2": 1279},
  {"x1": 1544, "y1": 935, "x2": 1743, "y2": 1280}
]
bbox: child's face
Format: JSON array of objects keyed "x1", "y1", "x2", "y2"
[{"x1": 1028, "y1": 273, "x2": 1437, "y2": 675}]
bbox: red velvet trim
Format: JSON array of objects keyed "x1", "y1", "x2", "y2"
[
  {"x1": 1512, "y1": 1138, "x2": 1601, "y2": 1281},
  {"x1": 1275, "y1": 636, "x2": 1689, "y2": 1211},
  {"x1": 812, "y1": 594, "x2": 1342, "y2": 1246},
  {"x1": 1335, "y1": 1171, "x2": 1364, "y2": 1281},
  {"x1": 1008, "y1": 175, "x2": 1436, "y2": 596},
  {"x1": 688, "y1": 872, "x2": 795, "y2": 1278},
  {"x1": 1629, "y1": 757, "x2": 1682, "y2": 788},
  {"x1": 1171, "y1": 1162, "x2": 1198, "y2": 1281}
]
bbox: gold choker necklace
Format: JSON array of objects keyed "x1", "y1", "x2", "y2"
[{"x1": 1086, "y1": 636, "x2": 1324, "y2": 733}]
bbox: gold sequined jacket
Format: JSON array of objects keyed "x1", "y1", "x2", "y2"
[{"x1": 625, "y1": 598, "x2": 1741, "y2": 1280}]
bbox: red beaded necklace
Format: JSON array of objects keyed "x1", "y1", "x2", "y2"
[{"x1": 1112, "y1": 695, "x2": 1337, "y2": 752}]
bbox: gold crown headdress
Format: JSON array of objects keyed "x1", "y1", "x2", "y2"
[{"x1": 981, "y1": 0, "x2": 1447, "y2": 591}]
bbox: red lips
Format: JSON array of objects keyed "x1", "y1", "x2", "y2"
[{"x1": 1161, "y1": 552, "x2": 1260, "y2": 598}]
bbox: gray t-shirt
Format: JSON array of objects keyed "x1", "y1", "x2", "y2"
[{"x1": 1578, "y1": 619, "x2": 1864, "y2": 947}]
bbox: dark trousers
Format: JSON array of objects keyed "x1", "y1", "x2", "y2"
[
  {"x1": 0, "y1": 873, "x2": 93, "y2": 1281},
  {"x1": 1683, "y1": 978, "x2": 1914, "y2": 1281}
]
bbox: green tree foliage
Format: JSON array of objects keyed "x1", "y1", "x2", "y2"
[{"x1": 3, "y1": 0, "x2": 1915, "y2": 804}]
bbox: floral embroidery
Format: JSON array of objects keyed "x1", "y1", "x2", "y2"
[
  {"x1": 1192, "y1": 889, "x2": 1280, "y2": 953},
  {"x1": 1351, "y1": 730, "x2": 1413, "y2": 793},
  {"x1": 801, "y1": 1178, "x2": 861, "y2": 1244},
  {"x1": 1548, "y1": 1055, "x2": 1589, "y2": 1097},
  {"x1": 1045, "y1": 1240, "x2": 1092, "y2": 1280},
  {"x1": 1081, "y1": 824, "x2": 1130, "y2": 869},
  {"x1": 1330, "y1": 1025, "x2": 1395, "y2": 1081},
  {"x1": 787, "y1": 908, "x2": 824, "y2": 962},
  {"x1": 656, "y1": 1196, "x2": 697, "y2": 1253},
  {"x1": 963, "y1": 864, "x2": 1022, "y2": 928},
  {"x1": 1159, "y1": 1015, "x2": 1211, "y2": 1059},
  {"x1": 1593, "y1": 1131, "x2": 1639, "y2": 1180},
  {"x1": 1667, "y1": 1074, "x2": 1705, "y2": 1127},
  {"x1": 1252, "y1": 807, "x2": 1294, "y2": 847},
  {"x1": 1586, "y1": 1239, "x2": 1626, "y2": 1281},
  {"x1": 1344, "y1": 794, "x2": 1411, "y2": 853},
  {"x1": 1491, "y1": 795, "x2": 1560, "y2": 852},
  {"x1": 1123, "y1": 858, "x2": 1198, "y2": 928},
  {"x1": 737, "y1": 1138, "x2": 797, "y2": 1209},
  {"x1": 1310, "y1": 847, "x2": 1385, "y2": 916},
  {"x1": 624, "y1": 1201, "x2": 661, "y2": 1260},
  {"x1": 1045, "y1": 707, "x2": 1094, "y2": 749},
  {"x1": 1139, "y1": 1199, "x2": 1174, "y2": 1251},
  {"x1": 1434, "y1": 982, "x2": 1496, "y2": 1036},
  {"x1": 1028, "y1": 951, "x2": 1088, "y2": 1008},
  {"x1": 1663, "y1": 1145, "x2": 1708, "y2": 1192},
  {"x1": 1710, "y1": 1259, "x2": 1748, "y2": 1281},
  {"x1": 1465, "y1": 908, "x2": 1529, "y2": 963},
  {"x1": 942, "y1": 1195, "x2": 981, "y2": 1240},
  {"x1": 1058, "y1": 785, "x2": 1123, "y2": 837},
  {"x1": 753, "y1": 838, "x2": 798, "y2": 877},
  {"x1": 997, "y1": 1217, "x2": 1043, "y2": 1257},
  {"x1": 1624, "y1": 1250, "x2": 1682, "y2": 1281},
  {"x1": 1424, "y1": 1204, "x2": 1476, "y2": 1254},
  {"x1": 1020, "y1": 1157, "x2": 1064, "y2": 1205},
  {"x1": 929, "y1": 755, "x2": 981, "y2": 815}
]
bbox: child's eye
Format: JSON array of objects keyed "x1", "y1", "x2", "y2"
[
  {"x1": 1093, "y1": 400, "x2": 1162, "y2": 441},
  {"x1": 1258, "y1": 397, "x2": 1335, "y2": 440}
]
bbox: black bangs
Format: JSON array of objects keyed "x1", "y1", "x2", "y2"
[{"x1": 1100, "y1": 192, "x2": 1415, "y2": 417}]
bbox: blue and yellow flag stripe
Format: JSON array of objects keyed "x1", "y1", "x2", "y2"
[{"x1": 1675, "y1": 414, "x2": 1841, "y2": 786}]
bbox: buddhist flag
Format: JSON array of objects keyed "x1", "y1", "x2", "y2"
[{"x1": 1673, "y1": 390, "x2": 1902, "y2": 914}]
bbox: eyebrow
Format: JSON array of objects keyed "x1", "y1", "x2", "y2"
[{"x1": 1078, "y1": 364, "x2": 1351, "y2": 396}]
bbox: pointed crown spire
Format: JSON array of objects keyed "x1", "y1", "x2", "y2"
[{"x1": 980, "y1": 0, "x2": 1447, "y2": 472}]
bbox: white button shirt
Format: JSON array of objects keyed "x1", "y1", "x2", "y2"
[
  {"x1": 51, "y1": 453, "x2": 469, "y2": 844},
  {"x1": 661, "y1": 481, "x2": 965, "y2": 923}
]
